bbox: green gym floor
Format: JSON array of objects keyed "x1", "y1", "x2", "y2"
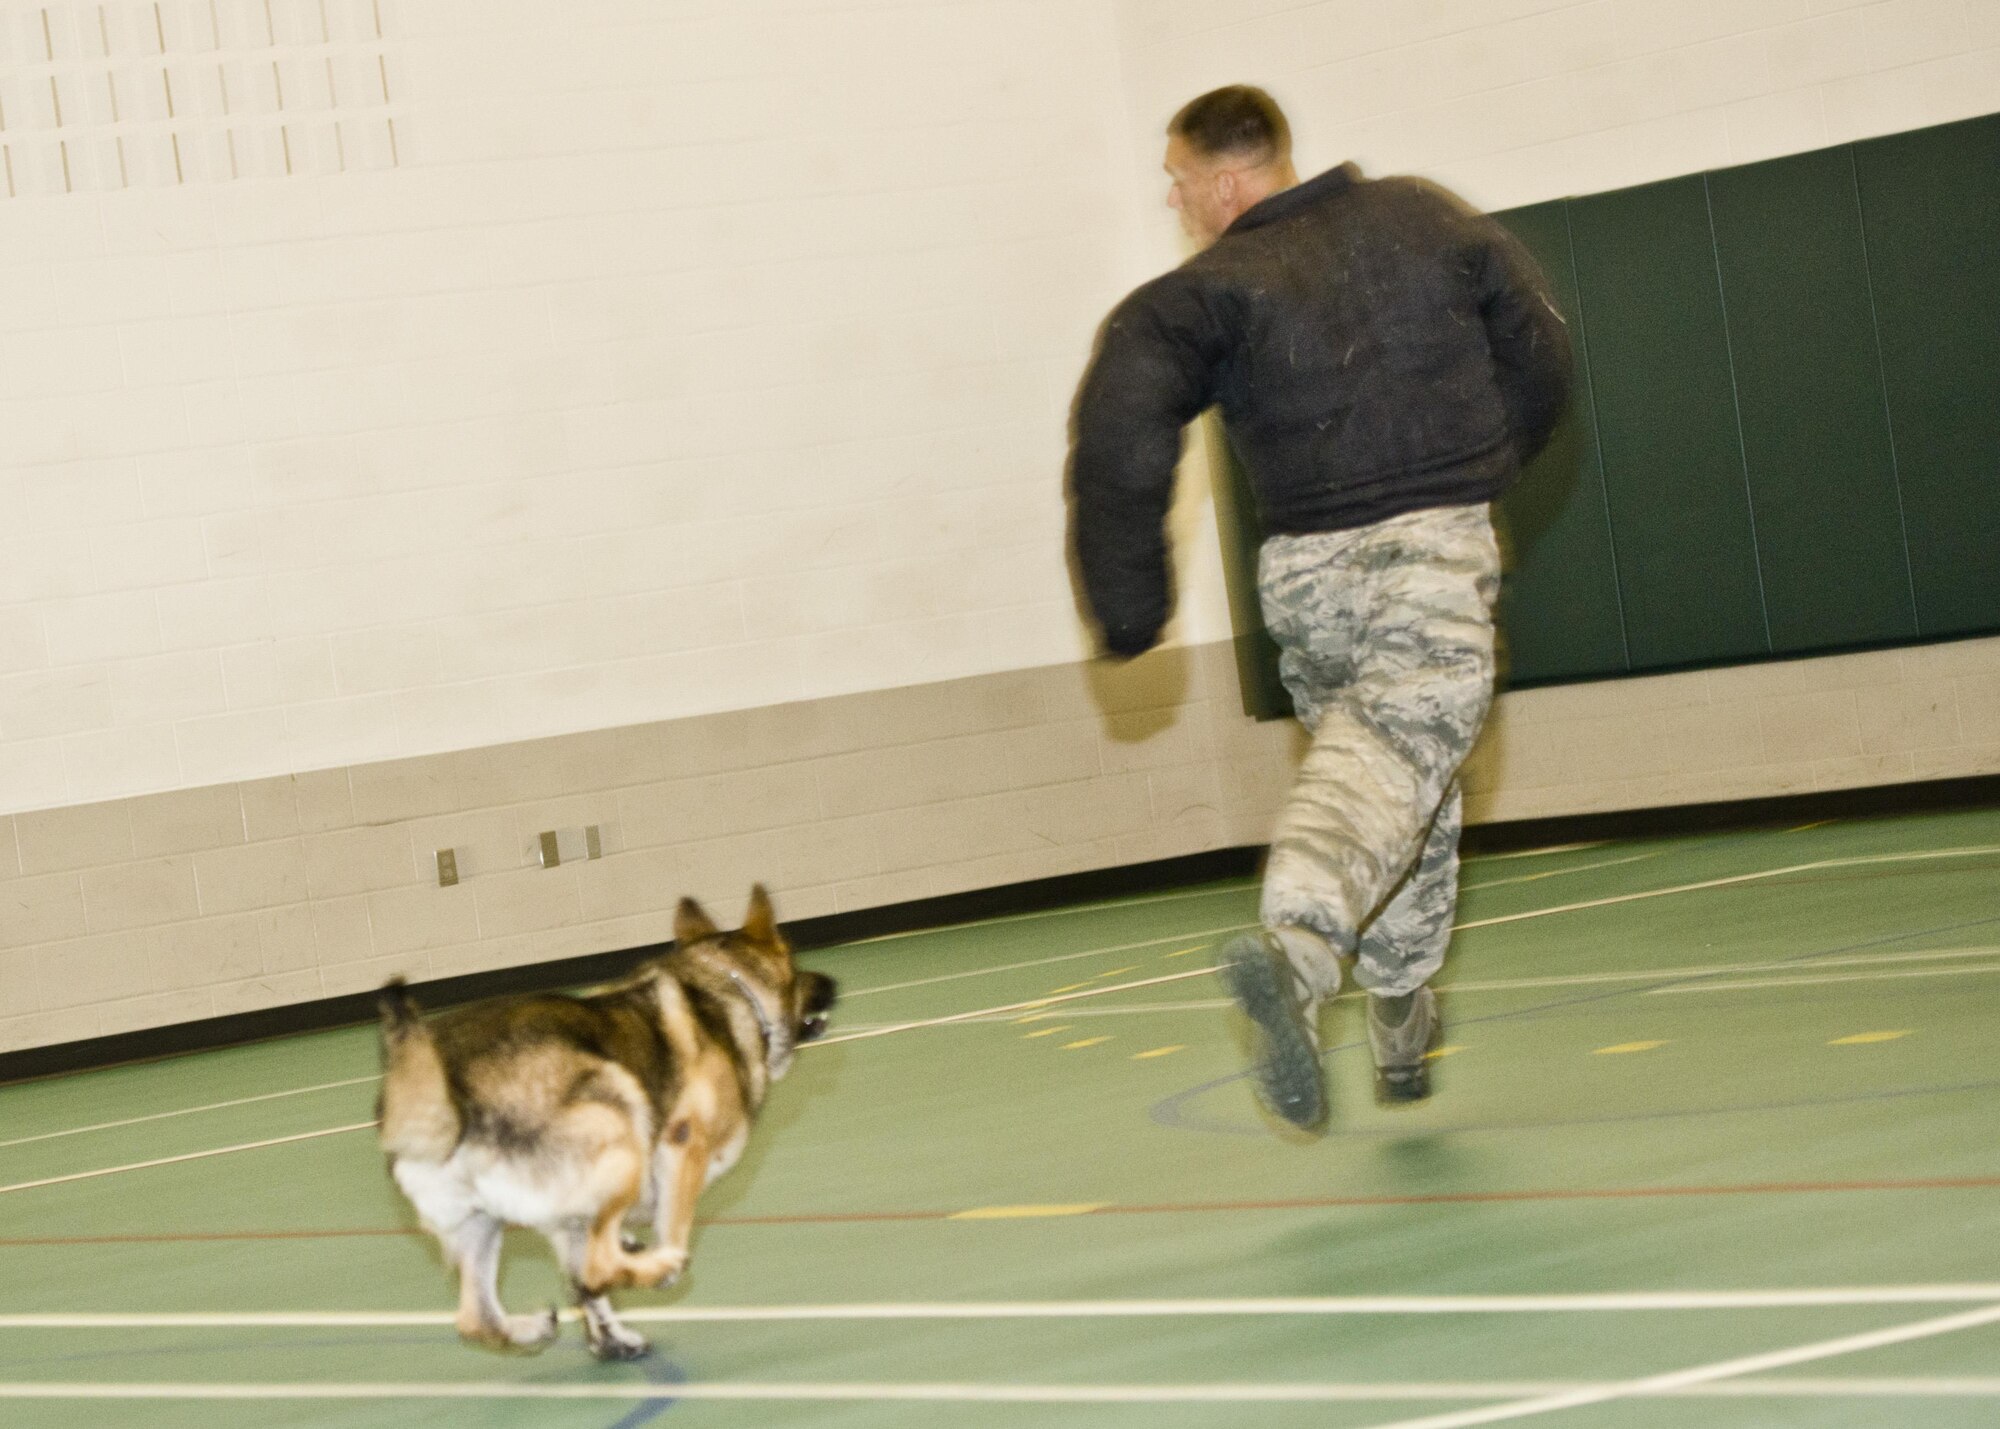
[{"x1": 3, "y1": 807, "x2": 1999, "y2": 1427}]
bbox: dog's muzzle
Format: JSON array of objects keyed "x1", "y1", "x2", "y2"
[{"x1": 798, "y1": 972, "x2": 838, "y2": 1042}]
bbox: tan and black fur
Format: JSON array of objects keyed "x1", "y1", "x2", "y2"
[{"x1": 376, "y1": 886, "x2": 836, "y2": 1360}]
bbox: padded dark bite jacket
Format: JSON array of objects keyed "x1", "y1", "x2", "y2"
[{"x1": 1070, "y1": 163, "x2": 1573, "y2": 657}]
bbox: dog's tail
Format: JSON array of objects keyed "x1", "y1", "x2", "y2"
[
  {"x1": 375, "y1": 977, "x2": 459, "y2": 1162},
  {"x1": 378, "y1": 976, "x2": 423, "y2": 1037}
]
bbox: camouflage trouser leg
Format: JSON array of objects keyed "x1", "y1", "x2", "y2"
[
  {"x1": 1256, "y1": 502, "x2": 1499, "y2": 998},
  {"x1": 1357, "y1": 784, "x2": 1463, "y2": 995}
]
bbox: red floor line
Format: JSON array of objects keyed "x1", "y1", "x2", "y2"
[{"x1": 4, "y1": 1174, "x2": 1997, "y2": 1247}]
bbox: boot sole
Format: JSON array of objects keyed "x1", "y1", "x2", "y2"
[
  {"x1": 1372, "y1": 990, "x2": 1440, "y2": 1106},
  {"x1": 1218, "y1": 934, "x2": 1326, "y2": 1130},
  {"x1": 1375, "y1": 1066, "x2": 1431, "y2": 1104}
]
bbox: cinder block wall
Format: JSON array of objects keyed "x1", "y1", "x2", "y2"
[
  {"x1": 4, "y1": 633, "x2": 1996, "y2": 1054},
  {"x1": 0, "y1": 645, "x2": 1296, "y2": 1051}
]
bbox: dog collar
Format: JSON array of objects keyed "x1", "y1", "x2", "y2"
[{"x1": 726, "y1": 969, "x2": 779, "y2": 1059}]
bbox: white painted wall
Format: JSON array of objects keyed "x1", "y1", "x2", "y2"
[
  {"x1": 1115, "y1": 0, "x2": 2000, "y2": 216},
  {"x1": 3, "y1": 0, "x2": 1997, "y2": 816},
  {"x1": 0, "y1": 0, "x2": 1154, "y2": 812}
]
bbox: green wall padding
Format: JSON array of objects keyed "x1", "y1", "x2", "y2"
[
  {"x1": 1567, "y1": 175, "x2": 1772, "y2": 669},
  {"x1": 1490, "y1": 201, "x2": 1630, "y2": 685},
  {"x1": 1707, "y1": 147, "x2": 1919, "y2": 650},
  {"x1": 1852, "y1": 114, "x2": 2000, "y2": 637},
  {"x1": 1206, "y1": 112, "x2": 1999, "y2": 718}
]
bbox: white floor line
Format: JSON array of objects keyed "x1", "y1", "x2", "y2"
[
  {"x1": 1454, "y1": 844, "x2": 2000, "y2": 931},
  {"x1": 1440, "y1": 944, "x2": 2000, "y2": 997},
  {"x1": 17, "y1": 937, "x2": 1984, "y2": 1148},
  {"x1": 848, "y1": 842, "x2": 1998, "y2": 996},
  {"x1": 930, "y1": 999, "x2": 1233, "y2": 1024},
  {"x1": 2, "y1": 1375, "x2": 1996, "y2": 1404},
  {"x1": 839, "y1": 880, "x2": 1258, "y2": 948},
  {"x1": 1460, "y1": 850, "x2": 1670, "y2": 893},
  {"x1": 10, "y1": 1286, "x2": 2000, "y2": 1330},
  {"x1": 0, "y1": 1122, "x2": 376, "y2": 1198},
  {"x1": 12, "y1": 841, "x2": 1989, "y2": 1162},
  {"x1": 3, "y1": 923, "x2": 1246, "y2": 1144},
  {"x1": 842, "y1": 944, "x2": 2000, "y2": 1029},
  {"x1": 17, "y1": 888, "x2": 1979, "y2": 1184},
  {"x1": 806, "y1": 966, "x2": 1224, "y2": 1047},
  {"x1": 1461, "y1": 841, "x2": 1613, "y2": 864},
  {"x1": 0, "y1": 1380, "x2": 1571, "y2": 1404},
  {"x1": 2, "y1": 968, "x2": 1223, "y2": 1189},
  {"x1": 1349, "y1": 1300, "x2": 2000, "y2": 1429},
  {"x1": 834, "y1": 836, "x2": 1627, "y2": 955},
  {"x1": 1701, "y1": 1377, "x2": 2000, "y2": 1397},
  {"x1": 0, "y1": 1077, "x2": 382, "y2": 1151},
  {"x1": 842, "y1": 924, "x2": 1253, "y2": 999},
  {"x1": 1646, "y1": 962, "x2": 2000, "y2": 995}
]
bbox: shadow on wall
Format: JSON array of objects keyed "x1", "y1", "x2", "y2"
[{"x1": 1084, "y1": 646, "x2": 1191, "y2": 743}]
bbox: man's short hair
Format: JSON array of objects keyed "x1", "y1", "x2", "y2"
[{"x1": 1168, "y1": 86, "x2": 1291, "y2": 164}]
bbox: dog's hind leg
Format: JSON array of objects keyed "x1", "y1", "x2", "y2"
[
  {"x1": 449, "y1": 1213, "x2": 559, "y2": 1353},
  {"x1": 647, "y1": 1118, "x2": 712, "y2": 1282},
  {"x1": 548, "y1": 1221, "x2": 651, "y2": 1362},
  {"x1": 582, "y1": 1135, "x2": 685, "y2": 1291}
]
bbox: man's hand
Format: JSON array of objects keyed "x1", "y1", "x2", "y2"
[{"x1": 1100, "y1": 624, "x2": 1159, "y2": 661}]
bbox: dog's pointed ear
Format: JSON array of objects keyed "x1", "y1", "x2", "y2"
[
  {"x1": 743, "y1": 884, "x2": 777, "y2": 945},
  {"x1": 675, "y1": 897, "x2": 718, "y2": 947}
]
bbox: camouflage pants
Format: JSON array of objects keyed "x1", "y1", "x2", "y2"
[{"x1": 1257, "y1": 502, "x2": 1500, "y2": 998}]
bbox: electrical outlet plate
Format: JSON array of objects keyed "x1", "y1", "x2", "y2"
[{"x1": 539, "y1": 826, "x2": 603, "y2": 869}]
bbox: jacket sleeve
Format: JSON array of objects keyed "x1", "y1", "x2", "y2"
[
  {"x1": 1068, "y1": 270, "x2": 1229, "y2": 659},
  {"x1": 1472, "y1": 220, "x2": 1573, "y2": 464}
]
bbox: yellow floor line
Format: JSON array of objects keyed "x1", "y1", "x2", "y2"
[
  {"x1": 1594, "y1": 1041, "x2": 1670, "y2": 1056},
  {"x1": 1829, "y1": 1030, "x2": 1912, "y2": 1045},
  {"x1": 1061, "y1": 1037, "x2": 1113, "y2": 1050},
  {"x1": 1132, "y1": 1046, "x2": 1186, "y2": 1060},
  {"x1": 948, "y1": 1204, "x2": 1109, "y2": 1221}
]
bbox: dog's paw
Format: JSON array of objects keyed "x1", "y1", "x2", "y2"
[
  {"x1": 458, "y1": 1307, "x2": 561, "y2": 1355},
  {"x1": 580, "y1": 1295, "x2": 652, "y2": 1361},
  {"x1": 634, "y1": 1247, "x2": 687, "y2": 1289},
  {"x1": 620, "y1": 1231, "x2": 648, "y2": 1255},
  {"x1": 586, "y1": 1321, "x2": 652, "y2": 1362},
  {"x1": 501, "y1": 1307, "x2": 561, "y2": 1352}
]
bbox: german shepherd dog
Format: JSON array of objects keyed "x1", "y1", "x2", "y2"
[{"x1": 376, "y1": 887, "x2": 836, "y2": 1360}]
